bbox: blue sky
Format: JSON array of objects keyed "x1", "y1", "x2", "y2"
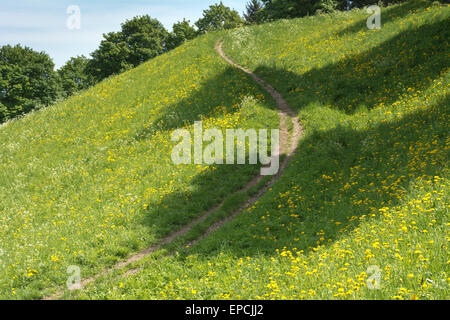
[{"x1": 0, "y1": 0, "x2": 246, "y2": 69}]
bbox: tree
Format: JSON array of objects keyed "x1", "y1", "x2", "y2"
[
  {"x1": 316, "y1": 0, "x2": 340, "y2": 13},
  {"x1": 167, "y1": 19, "x2": 198, "y2": 50},
  {"x1": 260, "y1": 0, "x2": 316, "y2": 20},
  {"x1": 121, "y1": 15, "x2": 169, "y2": 66},
  {"x1": 326, "y1": 0, "x2": 408, "y2": 11},
  {"x1": 259, "y1": 0, "x2": 369, "y2": 19},
  {"x1": 0, "y1": 102, "x2": 8, "y2": 123},
  {"x1": 57, "y1": 55, "x2": 94, "y2": 97},
  {"x1": 87, "y1": 31, "x2": 131, "y2": 82},
  {"x1": 244, "y1": 0, "x2": 264, "y2": 23},
  {"x1": 0, "y1": 45, "x2": 59, "y2": 121},
  {"x1": 195, "y1": 2, "x2": 244, "y2": 33},
  {"x1": 87, "y1": 15, "x2": 169, "y2": 82}
]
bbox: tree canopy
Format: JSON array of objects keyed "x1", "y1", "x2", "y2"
[
  {"x1": 260, "y1": 0, "x2": 316, "y2": 20},
  {"x1": 57, "y1": 55, "x2": 94, "y2": 98},
  {"x1": 167, "y1": 19, "x2": 198, "y2": 50},
  {"x1": 87, "y1": 15, "x2": 169, "y2": 82},
  {"x1": 0, "y1": 45, "x2": 59, "y2": 122},
  {"x1": 244, "y1": 0, "x2": 265, "y2": 23},
  {"x1": 196, "y1": 2, "x2": 244, "y2": 33},
  {"x1": 259, "y1": 0, "x2": 411, "y2": 20}
]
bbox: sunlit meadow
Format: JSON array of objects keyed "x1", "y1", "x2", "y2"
[
  {"x1": 0, "y1": 33, "x2": 280, "y2": 299},
  {"x1": 74, "y1": 1, "x2": 449, "y2": 300}
]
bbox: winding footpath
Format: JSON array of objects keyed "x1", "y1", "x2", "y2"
[
  {"x1": 44, "y1": 39, "x2": 303, "y2": 300},
  {"x1": 187, "y1": 41, "x2": 303, "y2": 246}
]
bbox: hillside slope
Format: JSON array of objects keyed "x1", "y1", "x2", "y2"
[
  {"x1": 0, "y1": 33, "x2": 282, "y2": 299},
  {"x1": 76, "y1": 1, "x2": 449, "y2": 300}
]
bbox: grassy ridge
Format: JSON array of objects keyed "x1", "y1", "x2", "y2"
[
  {"x1": 76, "y1": 1, "x2": 449, "y2": 300},
  {"x1": 0, "y1": 33, "x2": 280, "y2": 299}
]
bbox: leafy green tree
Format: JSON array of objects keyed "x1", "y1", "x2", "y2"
[
  {"x1": 57, "y1": 55, "x2": 94, "y2": 97},
  {"x1": 348, "y1": 0, "x2": 385, "y2": 8},
  {"x1": 121, "y1": 15, "x2": 169, "y2": 65},
  {"x1": 195, "y1": 2, "x2": 244, "y2": 33},
  {"x1": 333, "y1": 0, "x2": 408, "y2": 10},
  {"x1": 87, "y1": 31, "x2": 131, "y2": 82},
  {"x1": 0, "y1": 102, "x2": 8, "y2": 123},
  {"x1": 244, "y1": 0, "x2": 264, "y2": 23},
  {"x1": 260, "y1": 0, "x2": 379, "y2": 19},
  {"x1": 260, "y1": 0, "x2": 316, "y2": 20},
  {"x1": 167, "y1": 19, "x2": 198, "y2": 50},
  {"x1": 316, "y1": 0, "x2": 340, "y2": 13},
  {"x1": 87, "y1": 15, "x2": 169, "y2": 82},
  {"x1": 0, "y1": 45, "x2": 59, "y2": 121}
]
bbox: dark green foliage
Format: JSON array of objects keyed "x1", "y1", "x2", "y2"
[
  {"x1": 195, "y1": 2, "x2": 244, "y2": 33},
  {"x1": 167, "y1": 19, "x2": 198, "y2": 50},
  {"x1": 57, "y1": 55, "x2": 94, "y2": 98},
  {"x1": 87, "y1": 15, "x2": 169, "y2": 82},
  {"x1": 244, "y1": 0, "x2": 264, "y2": 23},
  {"x1": 260, "y1": 0, "x2": 316, "y2": 20},
  {"x1": 317, "y1": 0, "x2": 340, "y2": 13},
  {"x1": 0, "y1": 102, "x2": 7, "y2": 122},
  {"x1": 0, "y1": 45, "x2": 59, "y2": 122},
  {"x1": 350, "y1": 0, "x2": 410, "y2": 8},
  {"x1": 260, "y1": 0, "x2": 412, "y2": 20}
]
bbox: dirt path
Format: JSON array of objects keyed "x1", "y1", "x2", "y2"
[
  {"x1": 187, "y1": 41, "x2": 303, "y2": 246},
  {"x1": 44, "y1": 39, "x2": 302, "y2": 300}
]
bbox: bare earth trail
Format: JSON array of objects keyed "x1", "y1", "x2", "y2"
[{"x1": 44, "y1": 39, "x2": 303, "y2": 300}]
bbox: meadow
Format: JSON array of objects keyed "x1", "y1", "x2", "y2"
[
  {"x1": 0, "y1": 33, "x2": 280, "y2": 299},
  {"x1": 0, "y1": 0, "x2": 448, "y2": 300},
  {"x1": 73, "y1": 1, "x2": 449, "y2": 300}
]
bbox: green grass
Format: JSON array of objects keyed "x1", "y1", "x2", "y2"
[
  {"x1": 0, "y1": 33, "x2": 280, "y2": 299},
  {"x1": 73, "y1": 1, "x2": 449, "y2": 300}
]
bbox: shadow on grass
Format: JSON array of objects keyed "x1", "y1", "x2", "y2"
[
  {"x1": 139, "y1": 161, "x2": 262, "y2": 239},
  {"x1": 134, "y1": 66, "x2": 266, "y2": 140},
  {"x1": 335, "y1": 0, "x2": 431, "y2": 37},
  {"x1": 60, "y1": 9, "x2": 449, "y2": 299},
  {"x1": 131, "y1": 66, "x2": 278, "y2": 241},
  {"x1": 258, "y1": 18, "x2": 449, "y2": 115},
  {"x1": 175, "y1": 16, "x2": 449, "y2": 257},
  {"x1": 130, "y1": 15, "x2": 447, "y2": 259},
  {"x1": 187, "y1": 95, "x2": 448, "y2": 257}
]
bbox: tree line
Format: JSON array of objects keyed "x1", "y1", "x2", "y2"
[
  {"x1": 0, "y1": 0, "x2": 414, "y2": 123},
  {"x1": 247, "y1": 0, "x2": 413, "y2": 22}
]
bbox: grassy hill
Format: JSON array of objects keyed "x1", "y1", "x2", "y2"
[
  {"x1": 1, "y1": 0, "x2": 448, "y2": 300},
  {"x1": 0, "y1": 33, "x2": 280, "y2": 299},
  {"x1": 74, "y1": 1, "x2": 448, "y2": 300}
]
